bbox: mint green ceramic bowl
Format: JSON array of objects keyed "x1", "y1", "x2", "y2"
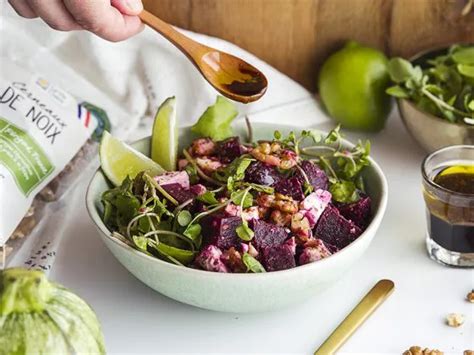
[{"x1": 86, "y1": 122, "x2": 388, "y2": 313}]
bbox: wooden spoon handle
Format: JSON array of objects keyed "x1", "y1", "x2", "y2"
[
  {"x1": 139, "y1": 9, "x2": 206, "y2": 61},
  {"x1": 314, "y1": 279, "x2": 395, "y2": 355}
]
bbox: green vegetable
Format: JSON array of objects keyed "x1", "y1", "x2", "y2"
[
  {"x1": 102, "y1": 173, "x2": 200, "y2": 266},
  {"x1": 0, "y1": 268, "x2": 105, "y2": 354},
  {"x1": 197, "y1": 191, "x2": 220, "y2": 205},
  {"x1": 386, "y1": 45, "x2": 474, "y2": 124},
  {"x1": 191, "y1": 96, "x2": 238, "y2": 140},
  {"x1": 236, "y1": 221, "x2": 254, "y2": 241},
  {"x1": 296, "y1": 126, "x2": 371, "y2": 203},
  {"x1": 177, "y1": 210, "x2": 192, "y2": 227},
  {"x1": 242, "y1": 253, "x2": 266, "y2": 273},
  {"x1": 329, "y1": 180, "x2": 359, "y2": 203}
]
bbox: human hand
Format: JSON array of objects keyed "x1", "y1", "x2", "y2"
[{"x1": 8, "y1": 0, "x2": 144, "y2": 42}]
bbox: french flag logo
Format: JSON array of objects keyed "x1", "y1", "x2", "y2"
[{"x1": 77, "y1": 103, "x2": 91, "y2": 128}]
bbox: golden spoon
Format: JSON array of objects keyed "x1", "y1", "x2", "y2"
[
  {"x1": 139, "y1": 10, "x2": 268, "y2": 104},
  {"x1": 314, "y1": 279, "x2": 395, "y2": 354}
]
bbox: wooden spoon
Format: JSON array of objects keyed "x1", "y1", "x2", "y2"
[{"x1": 139, "y1": 10, "x2": 268, "y2": 104}]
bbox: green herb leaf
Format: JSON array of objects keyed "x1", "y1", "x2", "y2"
[
  {"x1": 231, "y1": 189, "x2": 253, "y2": 208},
  {"x1": 215, "y1": 156, "x2": 253, "y2": 183},
  {"x1": 183, "y1": 223, "x2": 202, "y2": 247},
  {"x1": 191, "y1": 96, "x2": 238, "y2": 140},
  {"x1": 329, "y1": 180, "x2": 360, "y2": 203},
  {"x1": 457, "y1": 64, "x2": 474, "y2": 78},
  {"x1": 184, "y1": 164, "x2": 199, "y2": 184},
  {"x1": 387, "y1": 58, "x2": 416, "y2": 83},
  {"x1": 153, "y1": 242, "x2": 196, "y2": 265},
  {"x1": 236, "y1": 221, "x2": 254, "y2": 241},
  {"x1": 386, "y1": 85, "x2": 410, "y2": 98},
  {"x1": 132, "y1": 235, "x2": 148, "y2": 252},
  {"x1": 177, "y1": 210, "x2": 192, "y2": 227},
  {"x1": 242, "y1": 253, "x2": 266, "y2": 273},
  {"x1": 452, "y1": 47, "x2": 474, "y2": 65},
  {"x1": 243, "y1": 183, "x2": 274, "y2": 194},
  {"x1": 197, "y1": 191, "x2": 220, "y2": 205}
]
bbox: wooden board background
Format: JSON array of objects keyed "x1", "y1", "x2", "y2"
[{"x1": 143, "y1": 0, "x2": 474, "y2": 91}]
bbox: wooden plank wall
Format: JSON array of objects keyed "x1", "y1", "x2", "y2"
[{"x1": 143, "y1": 0, "x2": 474, "y2": 91}]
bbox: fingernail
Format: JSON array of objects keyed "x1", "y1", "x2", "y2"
[{"x1": 125, "y1": 0, "x2": 143, "y2": 13}]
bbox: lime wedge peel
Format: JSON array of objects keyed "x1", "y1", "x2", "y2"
[
  {"x1": 151, "y1": 96, "x2": 178, "y2": 171},
  {"x1": 100, "y1": 131, "x2": 164, "y2": 186}
]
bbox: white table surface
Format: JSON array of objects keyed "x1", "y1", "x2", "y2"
[{"x1": 50, "y1": 112, "x2": 474, "y2": 354}]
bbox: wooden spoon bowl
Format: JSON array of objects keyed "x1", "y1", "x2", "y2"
[{"x1": 139, "y1": 10, "x2": 267, "y2": 103}]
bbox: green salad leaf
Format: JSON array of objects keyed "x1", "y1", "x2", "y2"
[
  {"x1": 242, "y1": 253, "x2": 266, "y2": 273},
  {"x1": 236, "y1": 221, "x2": 254, "y2": 241},
  {"x1": 197, "y1": 191, "x2": 220, "y2": 205},
  {"x1": 191, "y1": 96, "x2": 238, "y2": 140}
]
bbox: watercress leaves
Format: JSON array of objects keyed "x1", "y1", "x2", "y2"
[
  {"x1": 191, "y1": 96, "x2": 238, "y2": 140},
  {"x1": 386, "y1": 45, "x2": 474, "y2": 124},
  {"x1": 242, "y1": 253, "x2": 266, "y2": 273}
]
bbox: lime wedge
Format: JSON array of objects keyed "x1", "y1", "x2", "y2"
[
  {"x1": 100, "y1": 131, "x2": 164, "y2": 186},
  {"x1": 151, "y1": 97, "x2": 178, "y2": 171}
]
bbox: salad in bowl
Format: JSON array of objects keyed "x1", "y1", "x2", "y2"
[
  {"x1": 101, "y1": 98, "x2": 371, "y2": 273},
  {"x1": 87, "y1": 96, "x2": 387, "y2": 311}
]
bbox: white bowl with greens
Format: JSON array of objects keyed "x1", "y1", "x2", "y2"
[{"x1": 86, "y1": 101, "x2": 387, "y2": 313}]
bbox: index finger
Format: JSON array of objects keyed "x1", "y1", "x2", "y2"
[{"x1": 63, "y1": 0, "x2": 144, "y2": 42}]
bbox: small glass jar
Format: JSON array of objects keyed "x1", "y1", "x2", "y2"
[{"x1": 422, "y1": 145, "x2": 474, "y2": 267}]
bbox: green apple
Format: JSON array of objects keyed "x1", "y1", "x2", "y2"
[{"x1": 319, "y1": 41, "x2": 392, "y2": 131}]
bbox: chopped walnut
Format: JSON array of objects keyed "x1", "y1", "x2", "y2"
[
  {"x1": 403, "y1": 346, "x2": 444, "y2": 355},
  {"x1": 256, "y1": 193, "x2": 298, "y2": 213},
  {"x1": 466, "y1": 290, "x2": 474, "y2": 303},
  {"x1": 270, "y1": 210, "x2": 292, "y2": 227},
  {"x1": 446, "y1": 313, "x2": 464, "y2": 327}
]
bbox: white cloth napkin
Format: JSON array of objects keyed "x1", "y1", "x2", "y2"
[{"x1": 1, "y1": 3, "x2": 331, "y2": 270}]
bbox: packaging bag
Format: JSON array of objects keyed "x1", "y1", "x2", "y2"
[{"x1": 0, "y1": 59, "x2": 110, "y2": 265}]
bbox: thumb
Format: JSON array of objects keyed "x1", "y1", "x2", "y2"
[{"x1": 111, "y1": 0, "x2": 143, "y2": 16}]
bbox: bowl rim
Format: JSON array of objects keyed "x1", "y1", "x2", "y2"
[
  {"x1": 397, "y1": 99, "x2": 474, "y2": 131},
  {"x1": 396, "y1": 44, "x2": 474, "y2": 130},
  {"x1": 86, "y1": 123, "x2": 388, "y2": 279}
]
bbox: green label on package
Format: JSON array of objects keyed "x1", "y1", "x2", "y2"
[{"x1": 0, "y1": 118, "x2": 54, "y2": 196}]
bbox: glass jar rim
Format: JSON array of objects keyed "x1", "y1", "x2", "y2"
[{"x1": 421, "y1": 145, "x2": 474, "y2": 198}]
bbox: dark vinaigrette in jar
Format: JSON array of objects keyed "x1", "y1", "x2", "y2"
[{"x1": 424, "y1": 165, "x2": 474, "y2": 253}]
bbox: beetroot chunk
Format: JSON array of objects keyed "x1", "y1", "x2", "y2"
[
  {"x1": 216, "y1": 137, "x2": 245, "y2": 163},
  {"x1": 161, "y1": 183, "x2": 195, "y2": 203},
  {"x1": 262, "y1": 244, "x2": 296, "y2": 271},
  {"x1": 201, "y1": 215, "x2": 241, "y2": 249},
  {"x1": 274, "y1": 176, "x2": 305, "y2": 200},
  {"x1": 296, "y1": 161, "x2": 328, "y2": 191},
  {"x1": 194, "y1": 245, "x2": 229, "y2": 273},
  {"x1": 245, "y1": 161, "x2": 282, "y2": 187},
  {"x1": 250, "y1": 219, "x2": 288, "y2": 251},
  {"x1": 336, "y1": 195, "x2": 372, "y2": 229},
  {"x1": 314, "y1": 205, "x2": 362, "y2": 249}
]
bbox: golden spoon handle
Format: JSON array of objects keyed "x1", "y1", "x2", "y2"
[{"x1": 314, "y1": 279, "x2": 395, "y2": 355}]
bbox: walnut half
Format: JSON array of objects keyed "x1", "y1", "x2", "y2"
[
  {"x1": 403, "y1": 346, "x2": 443, "y2": 355},
  {"x1": 446, "y1": 313, "x2": 464, "y2": 327}
]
